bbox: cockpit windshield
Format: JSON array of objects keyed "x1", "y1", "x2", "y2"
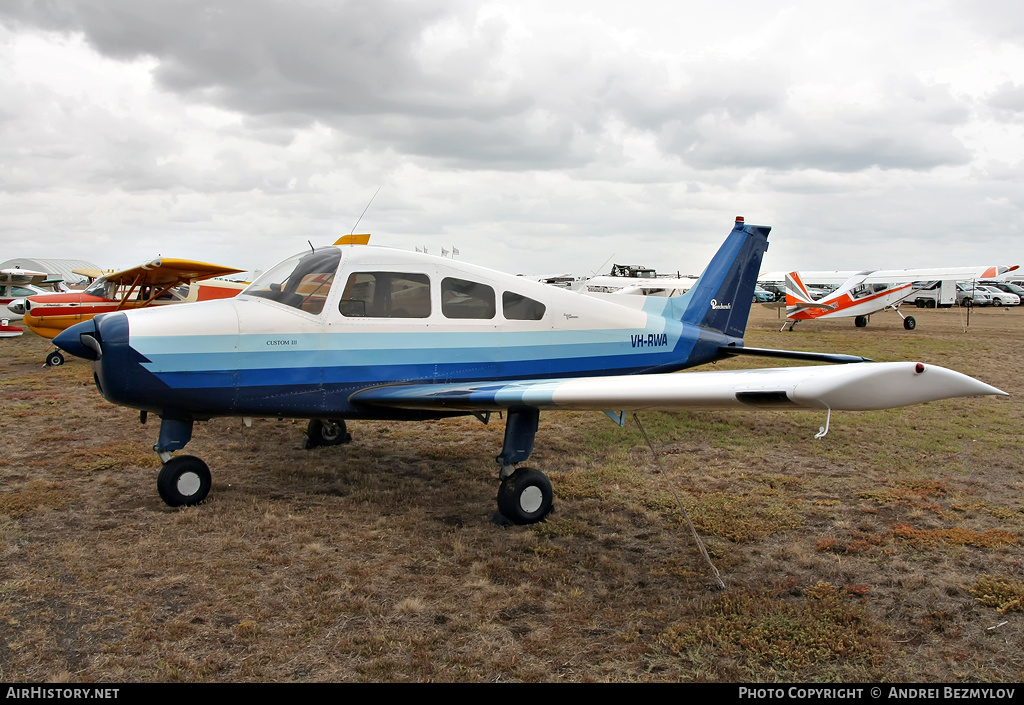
[
  {"x1": 84, "y1": 277, "x2": 117, "y2": 300},
  {"x1": 243, "y1": 248, "x2": 341, "y2": 315}
]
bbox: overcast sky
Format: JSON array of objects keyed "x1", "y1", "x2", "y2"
[{"x1": 1, "y1": 0, "x2": 1022, "y2": 278}]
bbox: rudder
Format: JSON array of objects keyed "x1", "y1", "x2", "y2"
[{"x1": 671, "y1": 216, "x2": 770, "y2": 338}]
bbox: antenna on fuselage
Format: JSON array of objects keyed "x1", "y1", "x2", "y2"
[
  {"x1": 350, "y1": 186, "x2": 382, "y2": 236},
  {"x1": 591, "y1": 253, "x2": 616, "y2": 276}
]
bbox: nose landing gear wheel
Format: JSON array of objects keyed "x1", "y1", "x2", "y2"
[
  {"x1": 157, "y1": 455, "x2": 212, "y2": 507},
  {"x1": 497, "y1": 467, "x2": 553, "y2": 525}
]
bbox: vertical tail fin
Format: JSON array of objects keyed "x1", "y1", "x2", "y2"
[
  {"x1": 668, "y1": 216, "x2": 770, "y2": 337},
  {"x1": 782, "y1": 270, "x2": 815, "y2": 315},
  {"x1": 785, "y1": 271, "x2": 816, "y2": 308}
]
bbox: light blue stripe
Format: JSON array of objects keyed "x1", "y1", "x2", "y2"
[
  {"x1": 132, "y1": 328, "x2": 648, "y2": 355},
  {"x1": 136, "y1": 324, "x2": 685, "y2": 374}
]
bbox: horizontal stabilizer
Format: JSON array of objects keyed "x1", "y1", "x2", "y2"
[
  {"x1": 719, "y1": 346, "x2": 873, "y2": 364},
  {"x1": 351, "y1": 362, "x2": 1004, "y2": 413}
]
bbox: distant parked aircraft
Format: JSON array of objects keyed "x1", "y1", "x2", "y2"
[
  {"x1": 779, "y1": 266, "x2": 1018, "y2": 331},
  {"x1": 14, "y1": 258, "x2": 245, "y2": 365}
]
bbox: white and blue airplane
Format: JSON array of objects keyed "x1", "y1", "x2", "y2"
[{"x1": 53, "y1": 217, "x2": 1005, "y2": 524}]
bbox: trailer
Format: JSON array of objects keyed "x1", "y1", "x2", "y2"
[{"x1": 912, "y1": 281, "x2": 957, "y2": 308}]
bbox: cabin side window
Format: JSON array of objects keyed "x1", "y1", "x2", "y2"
[
  {"x1": 339, "y1": 272, "x2": 431, "y2": 318},
  {"x1": 441, "y1": 277, "x2": 495, "y2": 319},
  {"x1": 502, "y1": 291, "x2": 546, "y2": 321}
]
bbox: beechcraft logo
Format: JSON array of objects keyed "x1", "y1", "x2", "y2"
[{"x1": 710, "y1": 299, "x2": 732, "y2": 310}]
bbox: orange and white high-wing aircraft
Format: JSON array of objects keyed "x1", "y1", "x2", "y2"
[
  {"x1": 782, "y1": 266, "x2": 1018, "y2": 331},
  {"x1": 16, "y1": 258, "x2": 245, "y2": 364}
]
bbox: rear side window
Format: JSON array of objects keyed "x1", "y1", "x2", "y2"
[
  {"x1": 441, "y1": 277, "x2": 495, "y2": 319},
  {"x1": 502, "y1": 291, "x2": 546, "y2": 320},
  {"x1": 339, "y1": 272, "x2": 431, "y2": 318}
]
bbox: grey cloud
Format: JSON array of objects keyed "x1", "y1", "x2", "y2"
[
  {"x1": 988, "y1": 82, "x2": 1024, "y2": 119},
  {"x1": 2, "y1": 1, "x2": 471, "y2": 112},
  {"x1": 608, "y1": 59, "x2": 785, "y2": 132},
  {"x1": 1, "y1": 0, "x2": 593, "y2": 168},
  {"x1": 662, "y1": 79, "x2": 972, "y2": 172},
  {"x1": 0, "y1": 1, "x2": 982, "y2": 179},
  {"x1": 952, "y1": 0, "x2": 1024, "y2": 42}
]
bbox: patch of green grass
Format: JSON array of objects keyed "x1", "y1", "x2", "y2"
[
  {"x1": 0, "y1": 480, "x2": 71, "y2": 517},
  {"x1": 681, "y1": 489, "x2": 806, "y2": 542},
  {"x1": 71, "y1": 442, "x2": 160, "y2": 472},
  {"x1": 531, "y1": 516, "x2": 595, "y2": 540},
  {"x1": 655, "y1": 582, "x2": 885, "y2": 677},
  {"x1": 968, "y1": 575, "x2": 1024, "y2": 614}
]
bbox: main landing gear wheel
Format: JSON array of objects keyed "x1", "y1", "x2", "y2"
[
  {"x1": 305, "y1": 418, "x2": 351, "y2": 448},
  {"x1": 854, "y1": 315, "x2": 868, "y2": 328},
  {"x1": 157, "y1": 455, "x2": 212, "y2": 507},
  {"x1": 497, "y1": 467, "x2": 553, "y2": 525},
  {"x1": 45, "y1": 351, "x2": 65, "y2": 367},
  {"x1": 903, "y1": 316, "x2": 917, "y2": 330}
]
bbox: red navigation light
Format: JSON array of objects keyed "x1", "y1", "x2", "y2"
[{"x1": 735, "y1": 216, "x2": 744, "y2": 222}]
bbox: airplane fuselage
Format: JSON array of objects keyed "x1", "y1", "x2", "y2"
[
  {"x1": 787, "y1": 283, "x2": 914, "y2": 321},
  {"x1": 79, "y1": 246, "x2": 741, "y2": 422}
]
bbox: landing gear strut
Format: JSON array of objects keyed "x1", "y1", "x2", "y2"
[{"x1": 494, "y1": 408, "x2": 553, "y2": 525}]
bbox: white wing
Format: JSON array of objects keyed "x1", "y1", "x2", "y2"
[{"x1": 351, "y1": 362, "x2": 1004, "y2": 413}]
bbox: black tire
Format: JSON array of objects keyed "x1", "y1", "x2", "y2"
[
  {"x1": 993, "y1": 298, "x2": 1002, "y2": 306},
  {"x1": 497, "y1": 467, "x2": 553, "y2": 525},
  {"x1": 927, "y1": 300, "x2": 936, "y2": 308},
  {"x1": 157, "y1": 455, "x2": 212, "y2": 507},
  {"x1": 46, "y1": 351, "x2": 65, "y2": 367},
  {"x1": 961, "y1": 297, "x2": 972, "y2": 307},
  {"x1": 854, "y1": 316, "x2": 868, "y2": 328},
  {"x1": 903, "y1": 316, "x2": 916, "y2": 330},
  {"x1": 305, "y1": 418, "x2": 351, "y2": 448},
  {"x1": 916, "y1": 299, "x2": 925, "y2": 308}
]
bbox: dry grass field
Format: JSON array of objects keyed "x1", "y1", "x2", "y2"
[{"x1": 1, "y1": 304, "x2": 1022, "y2": 682}]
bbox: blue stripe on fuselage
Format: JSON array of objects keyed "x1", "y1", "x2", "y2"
[
  {"x1": 113, "y1": 317, "x2": 737, "y2": 418},
  {"x1": 133, "y1": 324, "x2": 688, "y2": 378}
]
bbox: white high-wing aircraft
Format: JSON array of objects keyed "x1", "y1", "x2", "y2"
[
  {"x1": 580, "y1": 263, "x2": 696, "y2": 298},
  {"x1": 53, "y1": 218, "x2": 1005, "y2": 524},
  {"x1": 775, "y1": 266, "x2": 1019, "y2": 331}
]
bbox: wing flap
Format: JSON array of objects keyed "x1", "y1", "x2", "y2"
[{"x1": 351, "y1": 363, "x2": 1004, "y2": 413}]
